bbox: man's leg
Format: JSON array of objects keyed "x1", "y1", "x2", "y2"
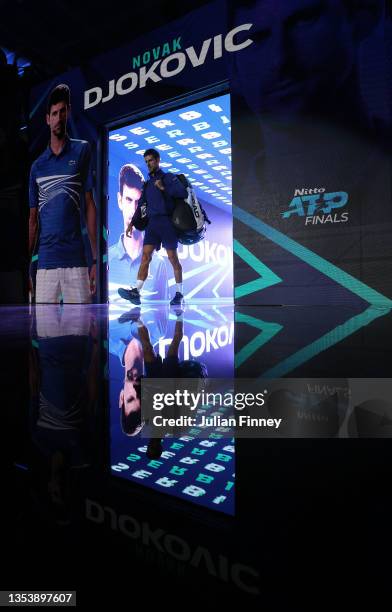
[
  {"x1": 161, "y1": 215, "x2": 182, "y2": 304},
  {"x1": 61, "y1": 267, "x2": 91, "y2": 304},
  {"x1": 167, "y1": 249, "x2": 184, "y2": 305},
  {"x1": 35, "y1": 268, "x2": 62, "y2": 304},
  {"x1": 166, "y1": 249, "x2": 182, "y2": 284},
  {"x1": 138, "y1": 244, "x2": 155, "y2": 284},
  {"x1": 166, "y1": 316, "x2": 184, "y2": 357},
  {"x1": 118, "y1": 245, "x2": 156, "y2": 304}
]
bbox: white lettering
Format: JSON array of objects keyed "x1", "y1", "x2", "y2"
[
  {"x1": 116, "y1": 72, "x2": 138, "y2": 95},
  {"x1": 160, "y1": 52, "x2": 186, "y2": 78},
  {"x1": 224, "y1": 24, "x2": 253, "y2": 52},
  {"x1": 185, "y1": 39, "x2": 212, "y2": 67},
  {"x1": 84, "y1": 86, "x2": 102, "y2": 110},
  {"x1": 102, "y1": 79, "x2": 115, "y2": 103},
  {"x1": 139, "y1": 60, "x2": 162, "y2": 88}
]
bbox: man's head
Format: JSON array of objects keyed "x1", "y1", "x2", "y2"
[
  {"x1": 119, "y1": 366, "x2": 143, "y2": 435},
  {"x1": 118, "y1": 164, "x2": 144, "y2": 229},
  {"x1": 229, "y1": 0, "x2": 382, "y2": 117},
  {"x1": 119, "y1": 339, "x2": 143, "y2": 436},
  {"x1": 144, "y1": 148, "x2": 160, "y2": 174},
  {"x1": 46, "y1": 84, "x2": 70, "y2": 138}
]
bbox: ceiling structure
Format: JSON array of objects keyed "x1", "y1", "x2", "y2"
[{"x1": 0, "y1": 0, "x2": 213, "y2": 83}]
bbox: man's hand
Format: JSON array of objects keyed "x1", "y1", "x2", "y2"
[
  {"x1": 28, "y1": 275, "x2": 34, "y2": 301},
  {"x1": 155, "y1": 179, "x2": 165, "y2": 191},
  {"x1": 126, "y1": 222, "x2": 133, "y2": 238},
  {"x1": 89, "y1": 263, "x2": 97, "y2": 295}
]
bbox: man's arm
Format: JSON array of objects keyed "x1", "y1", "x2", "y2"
[
  {"x1": 28, "y1": 162, "x2": 39, "y2": 257},
  {"x1": 29, "y1": 208, "x2": 38, "y2": 257},
  {"x1": 127, "y1": 182, "x2": 146, "y2": 236},
  {"x1": 28, "y1": 163, "x2": 39, "y2": 297},
  {"x1": 86, "y1": 317, "x2": 99, "y2": 416},
  {"x1": 80, "y1": 143, "x2": 97, "y2": 258},
  {"x1": 85, "y1": 190, "x2": 97, "y2": 259},
  {"x1": 157, "y1": 174, "x2": 188, "y2": 199},
  {"x1": 85, "y1": 190, "x2": 97, "y2": 294}
]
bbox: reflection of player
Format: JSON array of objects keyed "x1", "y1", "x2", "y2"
[
  {"x1": 139, "y1": 314, "x2": 184, "y2": 458},
  {"x1": 118, "y1": 311, "x2": 183, "y2": 441},
  {"x1": 108, "y1": 164, "x2": 168, "y2": 301},
  {"x1": 29, "y1": 305, "x2": 98, "y2": 523},
  {"x1": 112, "y1": 307, "x2": 166, "y2": 436},
  {"x1": 29, "y1": 84, "x2": 97, "y2": 303},
  {"x1": 119, "y1": 334, "x2": 143, "y2": 436},
  {"x1": 118, "y1": 149, "x2": 187, "y2": 307},
  {"x1": 30, "y1": 305, "x2": 98, "y2": 439},
  {"x1": 230, "y1": 0, "x2": 384, "y2": 126},
  {"x1": 140, "y1": 313, "x2": 209, "y2": 458},
  {"x1": 119, "y1": 308, "x2": 183, "y2": 436}
]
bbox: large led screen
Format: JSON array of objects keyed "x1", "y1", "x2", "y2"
[
  {"x1": 107, "y1": 93, "x2": 233, "y2": 303},
  {"x1": 108, "y1": 304, "x2": 235, "y2": 515}
]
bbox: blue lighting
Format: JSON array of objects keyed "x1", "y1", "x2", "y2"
[
  {"x1": 109, "y1": 94, "x2": 232, "y2": 211},
  {"x1": 0, "y1": 46, "x2": 31, "y2": 76}
]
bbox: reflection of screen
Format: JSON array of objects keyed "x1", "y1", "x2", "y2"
[
  {"x1": 107, "y1": 93, "x2": 233, "y2": 303},
  {"x1": 109, "y1": 304, "x2": 235, "y2": 515}
]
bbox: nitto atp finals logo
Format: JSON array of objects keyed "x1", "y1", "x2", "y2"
[{"x1": 281, "y1": 187, "x2": 349, "y2": 226}]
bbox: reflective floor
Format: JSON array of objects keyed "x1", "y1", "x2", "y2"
[{"x1": 2, "y1": 302, "x2": 392, "y2": 605}]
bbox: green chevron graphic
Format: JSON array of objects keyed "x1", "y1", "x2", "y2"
[
  {"x1": 259, "y1": 305, "x2": 390, "y2": 378},
  {"x1": 234, "y1": 239, "x2": 282, "y2": 299},
  {"x1": 233, "y1": 205, "x2": 392, "y2": 307},
  {"x1": 233, "y1": 208, "x2": 391, "y2": 372},
  {"x1": 235, "y1": 311, "x2": 283, "y2": 368}
]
